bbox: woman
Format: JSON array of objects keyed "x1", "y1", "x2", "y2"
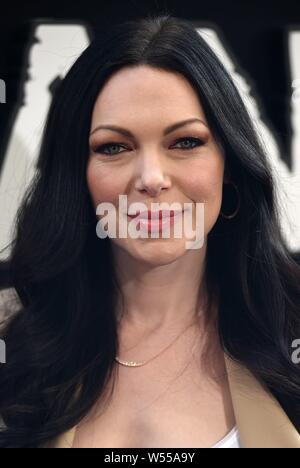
[{"x1": 0, "y1": 14, "x2": 299, "y2": 448}]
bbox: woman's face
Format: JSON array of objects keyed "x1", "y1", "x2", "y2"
[{"x1": 87, "y1": 65, "x2": 225, "y2": 265}]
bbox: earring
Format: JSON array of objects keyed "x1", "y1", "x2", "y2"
[{"x1": 220, "y1": 181, "x2": 241, "y2": 219}]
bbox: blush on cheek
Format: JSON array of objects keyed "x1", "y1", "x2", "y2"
[
  {"x1": 86, "y1": 162, "x2": 124, "y2": 211},
  {"x1": 186, "y1": 160, "x2": 224, "y2": 199},
  {"x1": 184, "y1": 174, "x2": 213, "y2": 203}
]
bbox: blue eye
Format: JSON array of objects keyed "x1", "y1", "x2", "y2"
[
  {"x1": 93, "y1": 136, "x2": 205, "y2": 156},
  {"x1": 172, "y1": 137, "x2": 205, "y2": 150},
  {"x1": 94, "y1": 143, "x2": 126, "y2": 156}
]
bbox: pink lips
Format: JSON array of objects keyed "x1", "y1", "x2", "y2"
[
  {"x1": 127, "y1": 209, "x2": 184, "y2": 234},
  {"x1": 128, "y1": 209, "x2": 183, "y2": 222}
]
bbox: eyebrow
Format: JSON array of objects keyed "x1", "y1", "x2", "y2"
[{"x1": 89, "y1": 118, "x2": 208, "y2": 138}]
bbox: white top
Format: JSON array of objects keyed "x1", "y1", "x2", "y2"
[
  {"x1": 212, "y1": 426, "x2": 241, "y2": 448},
  {"x1": 212, "y1": 426, "x2": 242, "y2": 448}
]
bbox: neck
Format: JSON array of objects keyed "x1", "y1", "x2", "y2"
[{"x1": 112, "y1": 241, "x2": 209, "y2": 334}]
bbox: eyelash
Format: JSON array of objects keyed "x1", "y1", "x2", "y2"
[{"x1": 93, "y1": 137, "x2": 205, "y2": 156}]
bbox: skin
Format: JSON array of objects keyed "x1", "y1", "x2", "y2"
[
  {"x1": 78, "y1": 65, "x2": 235, "y2": 448},
  {"x1": 87, "y1": 64, "x2": 226, "y2": 331}
]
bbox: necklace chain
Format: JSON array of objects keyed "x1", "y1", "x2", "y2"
[{"x1": 114, "y1": 318, "x2": 198, "y2": 368}]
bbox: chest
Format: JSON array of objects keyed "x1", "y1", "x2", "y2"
[{"x1": 72, "y1": 347, "x2": 235, "y2": 448}]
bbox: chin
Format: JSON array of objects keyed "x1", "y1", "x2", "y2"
[{"x1": 129, "y1": 241, "x2": 189, "y2": 265}]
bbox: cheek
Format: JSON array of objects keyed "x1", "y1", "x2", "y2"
[
  {"x1": 183, "y1": 158, "x2": 224, "y2": 234},
  {"x1": 86, "y1": 160, "x2": 125, "y2": 208},
  {"x1": 183, "y1": 158, "x2": 224, "y2": 205}
]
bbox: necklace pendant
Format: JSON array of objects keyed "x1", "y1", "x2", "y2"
[{"x1": 115, "y1": 356, "x2": 146, "y2": 367}]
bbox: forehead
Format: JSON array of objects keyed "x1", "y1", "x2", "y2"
[{"x1": 90, "y1": 65, "x2": 207, "y2": 125}]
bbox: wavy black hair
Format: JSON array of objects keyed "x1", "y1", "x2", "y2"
[{"x1": 0, "y1": 14, "x2": 299, "y2": 448}]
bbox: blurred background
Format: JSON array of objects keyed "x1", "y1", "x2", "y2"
[{"x1": 0, "y1": 0, "x2": 300, "y2": 286}]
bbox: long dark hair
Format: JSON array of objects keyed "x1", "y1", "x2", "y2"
[{"x1": 0, "y1": 14, "x2": 299, "y2": 448}]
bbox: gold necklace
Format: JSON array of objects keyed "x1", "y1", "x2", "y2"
[{"x1": 114, "y1": 319, "x2": 197, "y2": 368}]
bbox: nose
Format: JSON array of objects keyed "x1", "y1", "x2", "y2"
[{"x1": 134, "y1": 152, "x2": 171, "y2": 197}]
